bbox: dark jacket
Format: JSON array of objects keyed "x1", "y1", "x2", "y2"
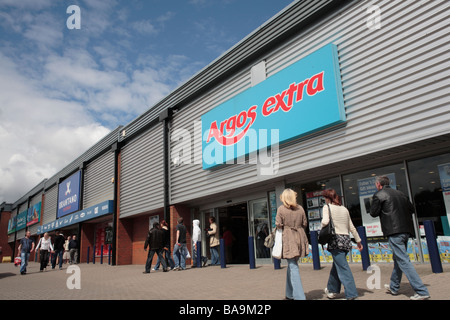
[
  {"x1": 370, "y1": 186, "x2": 415, "y2": 237},
  {"x1": 144, "y1": 228, "x2": 164, "y2": 251}
]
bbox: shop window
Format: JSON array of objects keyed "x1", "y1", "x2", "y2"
[
  {"x1": 291, "y1": 177, "x2": 341, "y2": 233},
  {"x1": 342, "y1": 163, "x2": 409, "y2": 239},
  {"x1": 408, "y1": 153, "x2": 450, "y2": 236}
]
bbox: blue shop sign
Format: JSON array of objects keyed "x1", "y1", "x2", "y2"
[
  {"x1": 38, "y1": 200, "x2": 113, "y2": 234},
  {"x1": 201, "y1": 43, "x2": 346, "y2": 169},
  {"x1": 57, "y1": 170, "x2": 81, "y2": 218}
]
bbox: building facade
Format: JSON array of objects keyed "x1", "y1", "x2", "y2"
[{"x1": 2, "y1": 0, "x2": 450, "y2": 266}]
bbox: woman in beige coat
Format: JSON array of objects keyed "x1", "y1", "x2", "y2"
[{"x1": 275, "y1": 188, "x2": 309, "y2": 300}]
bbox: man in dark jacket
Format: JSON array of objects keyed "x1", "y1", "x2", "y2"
[
  {"x1": 370, "y1": 176, "x2": 430, "y2": 300},
  {"x1": 143, "y1": 222, "x2": 168, "y2": 273},
  {"x1": 51, "y1": 230, "x2": 65, "y2": 270}
]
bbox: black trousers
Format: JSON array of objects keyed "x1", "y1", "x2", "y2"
[
  {"x1": 39, "y1": 250, "x2": 49, "y2": 271},
  {"x1": 145, "y1": 248, "x2": 167, "y2": 273}
]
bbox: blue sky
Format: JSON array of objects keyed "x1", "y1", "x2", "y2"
[{"x1": 0, "y1": 0, "x2": 294, "y2": 204}]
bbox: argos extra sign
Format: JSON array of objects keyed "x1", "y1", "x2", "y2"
[{"x1": 201, "y1": 44, "x2": 346, "y2": 169}]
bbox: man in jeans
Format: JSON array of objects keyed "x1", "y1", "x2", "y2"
[
  {"x1": 370, "y1": 176, "x2": 430, "y2": 300},
  {"x1": 17, "y1": 231, "x2": 35, "y2": 275},
  {"x1": 173, "y1": 217, "x2": 187, "y2": 270},
  {"x1": 51, "y1": 230, "x2": 65, "y2": 270}
]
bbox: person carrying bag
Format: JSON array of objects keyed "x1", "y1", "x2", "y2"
[{"x1": 320, "y1": 189, "x2": 362, "y2": 300}]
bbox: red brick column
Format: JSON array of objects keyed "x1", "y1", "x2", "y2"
[{"x1": 80, "y1": 224, "x2": 95, "y2": 263}]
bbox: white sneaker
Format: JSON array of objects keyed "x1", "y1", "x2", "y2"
[
  {"x1": 384, "y1": 284, "x2": 399, "y2": 296},
  {"x1": 324, "y1": 288, "x2": 337, "y2": 299},
  {"x1": 410, "y1": 293, "x2": 430, "y2": 300}
]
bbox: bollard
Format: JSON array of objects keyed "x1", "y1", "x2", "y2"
[
  {"x1": 93, "y1": 245, "x2": 96, "y2": 264},
  {"x1": 100, "y1": 245, "x2": 104, "y2": 264},
  {"x1": 108, "y1": 245, "x2": 111, "y2": 265},
  {"x1": 220, "y1": 239, "x2": 226, "y2": 268},
  {"x1": 196, "y1": 241, "x2": 202, "y2": 268},
  {"x1": 273, "y1": 257, "x2": 281, "y2": 270},
  {"x1": 87, "y1": 246, "x2": 90, "y2": 264},
  {"x1": 357, "y1": 226, "x2": 371, "y2": 271},
  {"x1": 424, "y1": 220, "x2": 443, "y2": 273},
  {"x1": 310, "y1": 231, "x2": 321, "y2": 270},
  {"x1": 248, "y1": 236, "x2": 256, "y2": 269}
]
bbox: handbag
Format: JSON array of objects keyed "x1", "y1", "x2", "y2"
[
  {"x1": 264, "y1": 229, "x2": 276, "y2": 248},
  {"x1": 318, "y1": 204, "x2": 335, "y2": 246},
  {"x1": 271, "y1": 229, "x2": 283, "y2": 259}
]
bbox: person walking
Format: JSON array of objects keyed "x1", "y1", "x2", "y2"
[
  {"x1": 321, "y1": 189, "x2": 363, "y2": 300},
  {"x1": 207, "y1": 217, "x2": 220, "y2": 266},
  {"x1": 143, "y1": 222, "x2": 168, "y2": 273},
  {"x1": 17, "y1": 231, "x2": 35, "y2": 275},
  {"x1": 173, "y1": 217, "x2": 187, "y2": 271},
  {"x1": 153, "y1": 220, "x2": 175, "y2": 271},
  {"x1": 63, "y1": 235, "x2": 71, "y2": 264},
  {"x1": 370, "y1": 175, "x2": 430, "y2": 300},
  {"x1": 51, "y1": 230, "x2": 65, "y2": 270},
  {"x1": 36, "y1": 232, "x2": 54, "y2": 272},
  {"x1": 275, "y1": 188, "x2": 309, "y2": 300},
  {"x1": 192, "y1": 219, "x2": 208, "y2": 268},
  {"x1": 68, "y1": 235, "x2": 79, "y2": 264}
]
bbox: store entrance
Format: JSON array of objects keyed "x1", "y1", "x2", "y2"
[{"x1": 218, "y1": 203, "x2": 249, "y2": 264}]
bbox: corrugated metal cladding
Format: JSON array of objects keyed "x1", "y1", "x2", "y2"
[
  {"x1": 169, "y1": 0, "x2": 450, "y2": 204},
  {"x1": 83, "y1": 151, "x2": 115, "y2": 209},
  {"x1": 120, "y1": 123, "x2": 164, "y2": 218},
  {"x1": 42, "y1": 186, "x2": 57, "y2": 226}
]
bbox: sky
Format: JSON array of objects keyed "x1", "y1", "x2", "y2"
[{"x1": 0, "y1": 0, "x2": 294, "y2": 204}]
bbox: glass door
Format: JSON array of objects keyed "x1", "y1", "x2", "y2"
[{"x1": 248, "y1": 198, "x2": 271, "y2": 262}]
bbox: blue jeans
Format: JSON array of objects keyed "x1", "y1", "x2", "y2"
[
  {"x1": 20, "y1": 252, "x2": 30, "y2": 274},
  {"x1": 154, "y1": 248, "x2": 175, "y2": 270},
  {"x1": 327, "y1": 249, "x2": 358, "y2": 299},
  {"x1": 51, "y1": 249, "x2": 64, "y2": 269},
  {"x1": 388, "y1": 233, "x2": 429, "y2": 296},
  {"x1": 173, "y1": 243, "x2": 187, "y2": 269},
  {"x1": 210, "y1": 246, "x2": 220, "y2": 265},
  {"x1": 286, "y1": 258, "x2": 306, "y2": 300}
]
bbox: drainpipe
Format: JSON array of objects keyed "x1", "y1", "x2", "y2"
[
  {"x1": 111, "y1": 141, "x2": 120, "y2": 266},
  {"x1": 159, "y1": 108, "x2": 173, "y2": 225}
]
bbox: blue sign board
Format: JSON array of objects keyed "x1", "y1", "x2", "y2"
[
  {"x1": 201, "y1": 43, "x2": 346, "y2": 169},
  {"x1": 57, "y1": 170, "x2": 81, "y2": 218},
  {"x1": 37, "y1": 200, "x2": 113, "y2": 235}
]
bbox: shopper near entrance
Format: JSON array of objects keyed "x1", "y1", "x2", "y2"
[
  {"x1": 173, "y1": 217, "x2": 188, "y2": 270},
  {"x1": 370, "y1": 175, "x2": 430, "y2": 300},
  {"x1": 51, "y1": 230, "x2": 65, "y2": 270},
  {"x1": 144, "y1": 222, "x2": 168, "y2": 273},
  {"x1": 275, "y1": 188, "x2": 309, "y2": 300},
  {"x1": 68, "y1": 235, "x2": 79, "y2": 264},
  {"x1": 192, "y1": 219, "x2": 208, "y2": 268},
  {"x1": 321, "y1": 189, "x2": 363, "y2": 300},
  {"x1": 17, "y1": 231, "x2": 35, "y2": 275},
  {"x1": 207, "y1": 216, "x2": 220, "y2": 266},
  {"x1": 154, "y1": 220, "x2": 175, "y2": 271},
  {"x1": 36, "y1": 232, "x2": 54, "y2": 272}
]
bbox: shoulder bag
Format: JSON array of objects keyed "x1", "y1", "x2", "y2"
[{"x1": 318, "y1": 204, "x2": 335, "y2": 246}]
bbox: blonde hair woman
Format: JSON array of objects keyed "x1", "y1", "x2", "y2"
[{"x1": 275, "y1": 188, "x2": 309, "y2": 300}]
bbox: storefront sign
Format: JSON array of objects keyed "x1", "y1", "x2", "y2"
[
  {"x1": 57, "y1": 170, "x2": 81, "y2": 218},
  {"x1": 27, "y1": 202, "x2": 41, "y2": 227},
  {"x1": 201, "y1": 43, "x2": 345, "y2": 169},
  {"x1": 7, "y1": 216, "x2": 16, "y2": 234},
  {"x1": 16, "y1": 210, "x2": 28, "y2": 231},
  {"x1": 38, "y1": 200, "x2": 113, "y2": 234},
  {"x1": 357, "y1": 173, "x2": 397, "y2": 237}
]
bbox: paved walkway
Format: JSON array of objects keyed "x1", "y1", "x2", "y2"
[{"x1": 1, "y1": 261, "x2": 448, "y2": 301}]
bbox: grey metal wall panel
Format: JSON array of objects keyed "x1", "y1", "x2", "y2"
[
  {"x1": 120, "y1": 123, "x2": 164, "y2": 217},
  {"x1": 83, "y1": 151, "x2": 115, "y2": 208},
  {"x1": 169, "y1": 0, "x2": 450, "y2": 204},
  {"x1": 42, "y1": 186, "x2": 57, "y2": 225}
]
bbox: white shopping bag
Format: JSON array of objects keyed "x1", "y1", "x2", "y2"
[{"x1": 272, "y1": 229, "x2": 283, "y2": 259}]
